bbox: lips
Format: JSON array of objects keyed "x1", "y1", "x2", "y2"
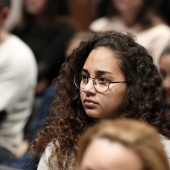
[{"x1": 83, "y1": 98, "x2": 98, "y2": 108}]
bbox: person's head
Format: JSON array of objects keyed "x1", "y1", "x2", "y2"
[
  {"x1": 24, "y1": 0, "x2": 47, "y2": 15},
  {"x1": 0, "y1": 0, "x2": 10, "y2": 27},
  {"x1": 24, "y1": 0, "x2": 69, "y2": 17},
  {"x1": 112, "y1": 0, "x2": 144, "y2": 15},
  {"x1": 59, "y1": 31, "x2": 169, "y2": 126},
  {"x1": 110, "y1": 0, "x2": 161, "y2": 27},
  {"x1": 78, "y1": 119, "x2": 169, "y2": 170},
  {"x1": 66, "y1": 30, "x2": 95, "y2": 57},
  {"x1": 77, "y1": 44, "x2": 128, "y2": 119},
  {"x1": 33, "y1": 31, "x2": 170, "y2": 169},
  {"x1": 159, "y1": 44, "x2": 170, "y2": 102},
  {"x1": 19, "y1": 0, "x2": 69, "y2": 29}
]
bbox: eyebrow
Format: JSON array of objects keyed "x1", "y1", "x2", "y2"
[{"x1": 82, "y1": 68, "x2": 113, "y2": 75}]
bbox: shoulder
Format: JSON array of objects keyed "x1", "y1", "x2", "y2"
[
  {"x1": 152, "y1": 24, "x2": 170, "y2": 31},
  {"x1": 7, "y1": 34, "x2": 35, "y2": 56},
  {"x1": 1, "y1": 34, "x2": 35, "y2": 63},
  {"x1": 37, "y1": 142, "x2": 57, "y2": 170},
  {"x1": 138, "y1": 24, "x2": 170, "y2": 40},
  {"x1": 151, "y1": 24, "x2": 170, "y2": 38},
  {"x1": 136, "y1": 24, "x2": 170, "y2": 65},
  {"x1": 0, "y1": 35, "x2": 37, "y2": 81},
  {"x1": 161, "y1": 136, "x2": 170, "y2": 163},
  {"x1": 89, "y1": 17, "x2": 111, "y2": 32}
]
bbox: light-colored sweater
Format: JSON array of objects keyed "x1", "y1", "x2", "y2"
[{"x1": 0, "y1": 35, "x2": 37, "y2": 156}]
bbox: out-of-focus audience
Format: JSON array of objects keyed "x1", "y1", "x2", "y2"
[
  {"x1": 1, "y1": 0, "x2": 170, "y2": 169},
  {"x1": 0, "y1": 0, "x2": 37, "y2": 165},
  {"x1": 11, "y1": 0, "x2": 74, "y2": 96},
  {"x1": 159, "y1": 44, "x2": 170, "y2": 103},
  {"x1": 89, "y1": 0, "x2": 170, "y2": 67},
  {"x1": 78, "y1": 119, "x2": 170, "y2": 170}
]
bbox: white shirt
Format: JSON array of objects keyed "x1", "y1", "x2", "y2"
[
  {"x1": 0, "y1": 34, "x2": 37, "y2": 156},
  {"x1": 161, "y1": 136, "x2": 170, "y2": 164}
]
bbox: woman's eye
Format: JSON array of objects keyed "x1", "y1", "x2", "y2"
[
  {"x1": 81, "y1": 74, "x2": 89, "y2": 82},
  {"x1": 82, "y1": 75, "x2": 88, "y2": 79},
  {"x1": 98, "y1": 77, "x2": 109, "y2": 83}
]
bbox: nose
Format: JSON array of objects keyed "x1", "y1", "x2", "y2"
[{"x1": 83, "y1": 79, "x2": 96, "y2": 94}]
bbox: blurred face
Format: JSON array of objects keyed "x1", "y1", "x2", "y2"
[
  {"x1": 80, "y1": 47, "x2": 127, "y2": 119},
  {"x1": 79, "y1": 138, "x2": 143, "y2": 170},
  {"x1": 159, "y1": 54, "x2": 170, "y2": 101},
  {"x1": 25, "y1": 0, "x2": 47, "y2": 15},
  {"x1": 112, "y1": 0, "x2": 143, "y2": 14},
  {"x1": 0, "y1": 7, "x2": 9, "y2": 28}
]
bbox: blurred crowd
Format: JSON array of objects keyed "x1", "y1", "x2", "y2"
[{"x1": 0, "y1": 0, "x2": 170, "y2": 170}]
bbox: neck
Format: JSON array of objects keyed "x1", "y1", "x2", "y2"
[
  {"x1": 119, "y1": 8, "x2": 140, "y2": 27},
  {"x1": 0, "y1": 29, "x2": 9, "y2": 43},
  {"x1": 121, "y1": 13, "x2": 137, "y2": 27}
]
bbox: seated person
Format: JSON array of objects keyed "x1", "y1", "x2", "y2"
[
  {"x1": 78, "y1": 119, "x2": 170, "y2": 170},
  {"x1": 0, "y1": 0, "x2": 37, "y2": 165}
]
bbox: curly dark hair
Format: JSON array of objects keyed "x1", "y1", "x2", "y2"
[{"x1": 32, "y1": 31, "x2": 170, "y2": 169}]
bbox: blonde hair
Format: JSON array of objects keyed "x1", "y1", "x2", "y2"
[{"x1": 78, "y1": 119, "x2": 169, "y2": 170}]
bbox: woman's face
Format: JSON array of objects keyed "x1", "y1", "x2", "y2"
[
  {"x1": 112, "y1": 0, "x2": 143, "y2": 15},
  {"x1": 80, "y1": 47, "x2": 127, "y2": 119},
  {"x1": 159, "y1": 54, "x2": 170, "y2": 102},
  {"x1": 79, "y1": 138, "x2": 142, "y2": 170},
  {"x1": 25, "y1": 0, "x2": 47, "y2": 15}
]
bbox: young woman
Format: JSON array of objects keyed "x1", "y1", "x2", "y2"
[
  {"x1": 89, "y1": 0, "x2": 170, "y2": 67},
  {"x1": 78, "y1": 119, "x2": 170, "y2": 170},
  {"x1": 32, "y1": 31, "x2": 170, "y2": 169}
]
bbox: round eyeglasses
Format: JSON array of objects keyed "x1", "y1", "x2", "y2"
[{"x1": 74, "y1": 73, "x2": 127, "y2": 93}]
